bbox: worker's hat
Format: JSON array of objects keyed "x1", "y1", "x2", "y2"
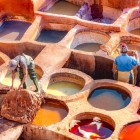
[
  {"x1": 9, "y1": 59, "x2": 18, "y2": 71},
  {"x1": 121, "y1": 43, "x2": 128, "y2": 53}
]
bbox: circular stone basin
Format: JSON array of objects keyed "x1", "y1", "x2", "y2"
[
  {"x1": 46, "y1": 81, "x2": 83, "y2": 96},
  {"x1": 75, "y1": 43, "x2": 101, "y2": 52},
  {"x1": 32, "y1": 100, "x2": 68, "y2": 126},
  {"x1": 88, "y1": 87, "x2": 130, "y2": 111},
  {"x1": 119, "y1": 122, "x2": 140, "y2": 140},
  {"x1": 69, "y1": 116, "x2": 114, "y2": 139}
]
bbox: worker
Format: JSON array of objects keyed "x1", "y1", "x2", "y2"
[
  {"x1": 8, "y1": 53, "x2": 40, "y2": 92},
  {"x1": 113, "y1": 43, "x2": 139, "y2": 84}
]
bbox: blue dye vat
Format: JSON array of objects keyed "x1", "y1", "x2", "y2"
[
  {"x1": 0, "y1": 21, "x2": 31, "y2": 41},
  {"x1": 36, "y1": 29, "x2": 67, "y2": 43},
  {"x1": 88, "y1": 88, "x2": 130, "y2": 111}
]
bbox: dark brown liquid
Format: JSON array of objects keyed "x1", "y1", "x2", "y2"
[{"x1": 69, "y1": 119, "x2": 114, "y2": 139}]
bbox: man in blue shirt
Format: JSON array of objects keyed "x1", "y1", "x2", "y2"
[{"x1": 113, "y1": 43, "x2": 139, "y2": 84}]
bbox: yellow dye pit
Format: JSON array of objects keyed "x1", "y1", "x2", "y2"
[
  {"x1": 46, "y1": 81, "x2": 83, "y2": 96},
  {"x1": 2, "y1": 73, "x2": 41, "y2": 88},
  {"x1": 32, "y1": 102, "x2": 68, "y2": 126}
]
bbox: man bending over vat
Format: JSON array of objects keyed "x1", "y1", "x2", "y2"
[
  {"x1": 113, "y1": 43, "x2": 139, "y2": 85},
  {"x1": 8, "y1": 53, "x2": 40, "y2": 92}
]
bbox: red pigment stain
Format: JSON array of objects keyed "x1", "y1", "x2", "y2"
[
  {"x1": 69, "y1": 119, "x2": 114, "y2": 139},
  {"x1": 119, "y1": 122, "x2": 140, "y2": 140}
]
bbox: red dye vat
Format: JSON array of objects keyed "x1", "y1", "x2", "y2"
[
  {"x1": 119, "y1": 122, "x2": 140, "y2": 140},
  {"x1": 69, "y1": 119, "x2": 114, "y2": 139}
]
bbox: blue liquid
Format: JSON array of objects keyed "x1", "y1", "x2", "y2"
[
  {"x1": 36, "y1": 29, "x2": 67, "y2": 43},
  {"x1": 0, "y1": 21, "x2": 31, "y2": 41},
  {"x1": 75, "y1": 43, "x2": 100, "y2": 52},
  {"x1": 88, "y1": 88, "x2": 130, "y2": 110}
]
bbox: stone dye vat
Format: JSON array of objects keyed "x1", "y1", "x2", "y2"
[
  {"x1": 36, "y1": 29, "x2": 68, "y2": 43},
  {"x1": 0, "y1": 20, "x2": 31, "y2": 41},
  {"x1": 69, "y1": 118, "x2": 114, "y2": 139},
  {"x1": 69, "y1": 30, "x2": 110, "y2": 53},
  {"x1": 32, "y1": 99, "x2": 68, "y2": 126},
  {"x1": 119, "y1": 122, "x2": 140, "y2": 140},
  {"x1": 46, "y1": 81, "x2": 82, "y2": 96},
  {"x1": 45, "y1": 69, "x2": 87, "y2": 97},
  {"x1": 75, "y1": 43, "x2": 101, "y2": 52},
  {"x1": 88, "y1": 87, "x2": 130, "y2": 111},
  {"x1": 40, "y1": 0, "x2": 80, "y2": 16},
  {"x1": 69, "y1": 113, "x2": 115, "y2": 140},
  {"x1": 2, "y1": 71, "x2": 41, "y2": 88}
]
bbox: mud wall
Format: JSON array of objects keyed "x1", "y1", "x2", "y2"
[
  {"x1": 94, "y1": 55, "x2": 114, "y2": 79},
  {"x1": 102, "y1": 0, "x2": 138, "y2": 9},
  {"x1": 0, "y1": 0, "x2": 34, "y2": 20},
  {"x1": 0, "y1": 42, "x2": 45, "y2": 59},
  {"x1": 66, "y1": 0, "x2": 138, "y2": 9},
  {"x1": 63, "y1": 51, "x2": 95, "y2": 77}
]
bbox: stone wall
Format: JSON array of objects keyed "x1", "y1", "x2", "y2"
[
  {"x1": 0, "y1": 0, "x2": 34, "y2": 20},
  {"x1": 102, "y1": 0, "x2": 138, "y2": 9},
  {"x1": 67, "y1": 0, "x2": 138, "y2": 9},
  {"x1": 63, "y1": 50, "x2": 95, "y2": 77},
  {"x1": 0, "y1": 41, "x2": 45, "y2": 59},
  {"x1": 70, "y1": 30, "x2": 110, "y2": 49},
  {"x1": 94, "y1": 55, "x2": 114, "y2": 79}
]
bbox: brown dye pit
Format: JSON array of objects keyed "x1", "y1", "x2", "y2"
[
  {"x1": 69, "y1": 119, "x2": 114, "y2": 139},
  {"x1": 75, "y1": 43, "x2": 101, "y2": 52},
  {"x1": 41, "y1": 0, "x2": 80, "y2": 16},
  {"x1": 88, "y1": 88, "x2": 130, "y2": 111},
  {"x1": 119, "y1": 122, "x2": 140, "y2": 140},
  {"x1": 0, "y1": 21, "x2": 31, "y2": 41},
  {"x1": 32, "y1": 101, "x2": 68, "y2": 126}
]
